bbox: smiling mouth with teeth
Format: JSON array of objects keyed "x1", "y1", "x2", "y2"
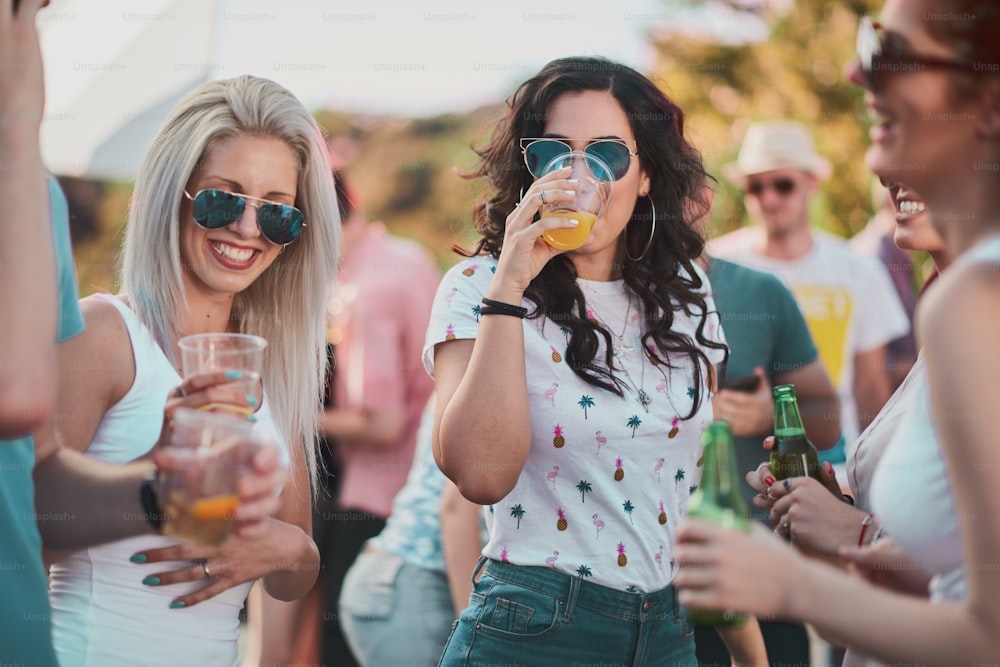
[
  {"x1": 898, "y1": 200, "x2": 926, "y2": 215},
  {"x1": 212, "y1": 241, "x2": 256, "y2": 263}
]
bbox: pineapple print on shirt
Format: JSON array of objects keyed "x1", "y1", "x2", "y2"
[
  {"x1": 425, "y1": 255, "x2": 728, "y2": 592},
  {"x1": 552, "y1": 424, "x2": 565, "y2": 448}
]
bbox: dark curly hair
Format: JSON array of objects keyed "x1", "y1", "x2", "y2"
[{"x1": 460, "y1": 56, "x2": 727, "y2": 420}]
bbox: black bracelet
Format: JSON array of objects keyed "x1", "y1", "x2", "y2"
[
  {"x1": 140, "y1": 472, "x2": 166, "y2": 533},
  {"x1": 480, "y1": 297, "x2": 527, "y2": 318}
]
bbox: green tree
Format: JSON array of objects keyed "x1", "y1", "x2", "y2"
[{"x1": 653, "y1": 0, "x2": 886, "y2": 241}]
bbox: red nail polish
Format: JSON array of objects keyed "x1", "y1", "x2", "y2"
[{"x1": 764, "y1": 476, "x2": 775, "y2": 487}]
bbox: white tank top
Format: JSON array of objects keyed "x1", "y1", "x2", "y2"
[
  {"x1": 48, "y1": 294, "x2": 286, "y2": 667},
  {"x1": 870, "y1": 235, "x2": 1000, "y2": 602}
]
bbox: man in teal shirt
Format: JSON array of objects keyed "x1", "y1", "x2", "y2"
[
  {"x1": 695, "y1": 255, "x2": 840, "y2": 667},
  {"x1": 0, "y1": 3, "x2": 69, "y2": 662},
  {"x1": 0, "y1": 178, "x2": 83, "y2": 667}
]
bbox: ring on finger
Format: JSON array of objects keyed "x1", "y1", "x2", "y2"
[
  {"x1": 176, "y1": 385, "x2": 187, "y2": 398},
  {"x1": 755, "y1": 462, "x2": 769, "y2": 474},
  {"x1": 202, "y1": 561, "x2": 211, "y2": 578},
  {"x1": 539, "y1": 190, "x2": 547, "y2": 205}
]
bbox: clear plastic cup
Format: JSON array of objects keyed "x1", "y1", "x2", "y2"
[
  {"x1": 179, "y1": 333, "x2": 267, "y2": 414},
  {"x1": 159, "y1": 408, "x2": 263, "y2": 547},
  {"x1": 537, "y1": 151, "x2": 613, "y2": 251}
]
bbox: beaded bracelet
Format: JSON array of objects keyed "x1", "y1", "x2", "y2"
[{"x1": 480, "y1": 297, "x2": 528, "y2": 319}]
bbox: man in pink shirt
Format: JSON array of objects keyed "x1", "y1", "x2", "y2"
[{"x1": 318, "y1": 172, "x2": 439, "y2": 667}]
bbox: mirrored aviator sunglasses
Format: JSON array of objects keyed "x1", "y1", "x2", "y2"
[
  {"x1": 184, "y1": 189, "x2": 305, "y2": 246},
  {"x1": 520, "y1": 138, "x2": 636, "y2": 182}
]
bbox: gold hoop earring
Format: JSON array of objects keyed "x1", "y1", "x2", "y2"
[{"x1": 625, "y1": 195, "x2": 656, "y2": 262}]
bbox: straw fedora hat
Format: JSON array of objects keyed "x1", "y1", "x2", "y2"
[{"x1": 723, "y1": 120, "x2": 832, "y2": 189}]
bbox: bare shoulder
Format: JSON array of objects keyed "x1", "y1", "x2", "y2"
[
  {"x1": 918, "y1": 261, "x2": 1000, "y2": 340},
  {"x1": 62, "y1": 295, "x2": 136, "y2": 399}
]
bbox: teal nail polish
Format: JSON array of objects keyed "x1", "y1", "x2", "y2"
[
  {"x1": 170, "y1": 600, "x2": 186, "y2": 609},
  {"x1": 247, "y1": 414, "x2": 258, "y2": 423},
  {"x1": 245, "y1": 394, "x2": 258, "y2": 406},
  {"x1": 225, "y1": 370, "x2": 243, "y2": 381},
  {"x1": 129, "y1": 554, "x2": 147, "y2": 563},
  {"x1": 142, "y1": 576, "x2": 160, "y2": 586}
]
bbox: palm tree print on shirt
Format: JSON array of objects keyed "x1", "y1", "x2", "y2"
[
  {"x1": 576, "y1": 564, "x2": 593, "y2": 579},
  {"x1": 674, "y1": 469, "x2": 686, "y2": 491},
  {"x1": 628, "y1": 414, "x2": 642, "y2": 437},
  {"x1": 576, "y1": 480, "x2": 592, "y2": 503},
  {"x1": 510, "y1": 504, "x2": 525, "y2": 529},
  {"x1": 578, "y1": 395, "x2": 595, "y2": 419},
  {"x1": 622, "y1": 500, "x2": 635, "y2": 525}
]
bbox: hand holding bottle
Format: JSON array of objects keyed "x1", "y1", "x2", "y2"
[{"x1": 770, "y1": 385, "x2": 822, "y2": 481}]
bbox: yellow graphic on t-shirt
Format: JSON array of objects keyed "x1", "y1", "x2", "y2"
[{"x1": 789, "y1": 285, "x2": 852, "y2": 388}]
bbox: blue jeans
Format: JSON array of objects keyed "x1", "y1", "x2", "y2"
[
  {"x1": 339, "y1": 545, "x2": 456, "y2": 667},
  {"x1": 439, "y1": 558, "x2": 697, "y2": 667}
]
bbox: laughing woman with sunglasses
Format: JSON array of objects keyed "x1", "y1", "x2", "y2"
[
  {"x1": 425, "y1": 57, "x2": 767, "y2": 666},
  {"x1": 675, "y1": 2, "x2": 1000, "y2": 665},
  {"x1": 46, "y1": 75, "x2": 338, "y2": 666}
]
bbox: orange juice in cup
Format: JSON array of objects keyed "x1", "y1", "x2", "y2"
[
  {"x1": 537, "y1": 151, "x2": 611, "y2": 252},
  {"x1": 161, "y1": 408, "x2": 259, "y2": 546},
  {"x1": 540, "y1": 210, "x2": 598, "y2": 251}
]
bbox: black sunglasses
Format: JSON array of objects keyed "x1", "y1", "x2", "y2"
[
  {"x1": 746, "y1": 177, "x2": 797, "y2": 197},
  {"x1": 856, "y1": 17, "x2": 981, "y2": 90},
  {"x1": 183, "y1": 189, "x2": 305, "y2": 246},
  {"x1": 520, "y1": 138, "x2": 637, "y2": 182}
]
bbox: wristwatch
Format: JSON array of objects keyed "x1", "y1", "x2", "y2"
[{"x1": 140, "y1": 471, "x2": 165, "y2": 533}]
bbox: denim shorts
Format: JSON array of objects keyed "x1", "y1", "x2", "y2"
[
  {"x1": 438, "y1": 557, "x2": 696, "y2": 667},
  {"x1": 339, "y1": 545, "x2": 456, "y2": 666}
]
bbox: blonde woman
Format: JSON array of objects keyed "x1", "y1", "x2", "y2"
[{"x1": 46, "y1": 75, "x2": 338, "y2": 666}]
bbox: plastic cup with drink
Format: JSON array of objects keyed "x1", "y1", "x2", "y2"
[
  {"x1": 178, "y1": 333, "x2": 266, "y2": 415},
  {"x1": 159, "y1": 407, "x2": 275, "y2": 547},
  {"x1": 537, "y1": 151, "x2": 613, "y2": 251}
]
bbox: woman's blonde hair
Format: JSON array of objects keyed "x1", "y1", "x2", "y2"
[{"x1": 120, "y1": 75, "x2": 339, "y2": 491}]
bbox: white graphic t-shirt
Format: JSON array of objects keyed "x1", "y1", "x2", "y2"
[
  {"x1": 710, "y1": 228, "x2": 909, "y2": 443},
  {"x1": 423, "y1": 257, "x2": 726, "y2": 592}
]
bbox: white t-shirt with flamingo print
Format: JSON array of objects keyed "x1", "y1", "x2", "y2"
[{"x1": 423, "y1": 256, "x2": 726, "y2": 592}]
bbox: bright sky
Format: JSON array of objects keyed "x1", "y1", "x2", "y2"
[
  {"x1": 41, "y1": 0, "x2": 657, "y2": 115},
  {"x1": 37, "y1": 0, "x2": 763, "y2": 176}
]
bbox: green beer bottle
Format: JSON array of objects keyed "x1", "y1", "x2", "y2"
[
  {"x1": 770, "y1": 384, "x2": 822, "y2": 482},
  {"x1": 685, "y1": 421, "x2": 748, "y2": 626}
]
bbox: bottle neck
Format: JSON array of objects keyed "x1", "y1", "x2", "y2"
[
  {"x1": 701, "y1": 426, "x2": 743, "y2": 500},
  {"x1": 774, "y1": 397, "x2": 806, "y2": 437}
]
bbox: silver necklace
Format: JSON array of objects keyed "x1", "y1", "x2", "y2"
[{"x1": 586, "y1": 296, "x2": 651, "y2": 412}]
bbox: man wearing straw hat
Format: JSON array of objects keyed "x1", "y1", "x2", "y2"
[{"x1": 710, "y1": 120, "x2": 908, "y2": 452}]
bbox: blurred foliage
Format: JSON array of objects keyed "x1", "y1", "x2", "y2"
[
  {"x1": 69, "y1": 0, "x2": 938, "y2": 296},
  {"x1": 654, "y1": 0, "x2": 883, "y2": 239}
]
